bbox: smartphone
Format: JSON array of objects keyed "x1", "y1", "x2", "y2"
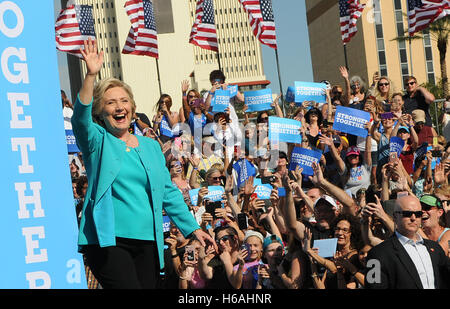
[
  {"x1": 432, "y1": 150, "x2": 442, "y2": 157},
  {"x1": 389, "y1": 152, "x2": 398, "y2": 163},
  {"x1": 261, "y1": 175, "x2": 276, "y2": 184},
  {"x1": 263, "y1": 199, "x2": 272, "y2": 210},
  {"x1": 237, "y1": 213, "x2": 248, "y2": 230},
  {"x1": 163, "y1": 231, "x2": 170, "y2": 239},
  {"x1": 206, "y1": 200, "x2": 222, "y2": 217},
  {"x1": 185, "y1": 245, "x2": 196, "y2": 262}
]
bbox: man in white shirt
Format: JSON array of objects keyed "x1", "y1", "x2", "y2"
[{"x1": 365, "y1": 195, "x2": 450, "y2": 289}]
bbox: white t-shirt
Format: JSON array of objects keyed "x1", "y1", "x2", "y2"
[
  {"x1": 63, "y1": 107, "x2": 73, "y2": 130},
  {"x1": 340, "y1": 163, "x2": 371, "y2": 196}
]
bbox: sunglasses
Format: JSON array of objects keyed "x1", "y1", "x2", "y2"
[
  {"x1": 379, "y1": 82, "x2": 389, "y2": 87},
  {"x1": 407, "y1": 81, "x2": 416, "y2": 86},
  {"x1": 211, "y1": 176, "x2": 222, "y2": 181},
  {"x1": 216, "y1": 235, "x2": 233, "y2": 244},
  {"x1": 421, "y1": 203, "x2": 438, "y2": 211},
  {"x1": 395, "y1": 210, "x2": 423, "y2": 218}
]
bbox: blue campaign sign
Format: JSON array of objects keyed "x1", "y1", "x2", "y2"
[
  {"x1": 205, "y1": 186, "x2": 225, "y2": 202},
  {"x1": 159, "y1": 115, "x2": 173, "y2": 137},
  {"x1": 268, "y1": 116, "x2": 302, "y2": 144},
  {"x1": 163, "y1": 216, "x2": 171, "y2": 233},
  {"x1": 65, "y1": 130, "x2": 80, "y2": 153},
  {"x1": 212, "y1": 89, "x2": 230, "y2": 113},
  {"x1": 289, "y1": 147, "x2": 323, "y2": 176},
  {"x1": 0, "y1": 1, "x2": 86, "y2": 288},
  {"x1": 285, "y1": 86, "x2": 295, "y2": 103},
  {"x1": 233, "y1": 159, "x2": 256, "y2": 188},
  {"x1": 390, "y1": 137, "x2": 405, "y2": 156},
  {"x1": 255, "y1": 184, "x2": 273, "y2": 200},
  {"x1": 294, "y1": 81, "x2": 327, "y2": 104},
  {"x1": 189, "y1": 188, "x2": 201, "y2": 207},
  {"x1": 228, "y1": 84, "x2": 238, "y2": 97},
  {"x1": 333, "y1": 106, "x2": 371, "y2": 137},
  {"x1": 244, "y1": 88, "x2": 273, "y2": 112},
  {"x1": 277, "y1": 187, "x2": 286, "y2": 197}
]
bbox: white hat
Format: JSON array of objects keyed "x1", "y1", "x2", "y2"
[
  {"x1": 314, "y1": 195, "x2": 338, "y2": 210},
  {"x1": 244, "y1": 230, "x2": 264, "y2": 244}
]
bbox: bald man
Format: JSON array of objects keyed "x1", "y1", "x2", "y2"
[{"x1": 364, "y1": 195, "x2": 450, "y2": 289}]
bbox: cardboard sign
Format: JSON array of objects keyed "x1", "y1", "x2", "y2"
[{"x1": 333, "y1": 106, "x2": 371, "y2": 137}]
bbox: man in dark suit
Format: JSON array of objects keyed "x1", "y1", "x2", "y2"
[{"x1": 364, "y1": 195, "x2": 450, "y2": 289}]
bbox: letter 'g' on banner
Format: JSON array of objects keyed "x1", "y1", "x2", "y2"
[
  {"x1": 332, "y1": 106, "x2": 371, "y2": 137},
  {"x1": 1, "y1": 1, "x2": 86, "y2": 288}
]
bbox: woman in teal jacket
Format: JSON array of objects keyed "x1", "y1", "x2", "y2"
[{"x1": 72, "y1": 39, "x2": 216, "y2": 289}]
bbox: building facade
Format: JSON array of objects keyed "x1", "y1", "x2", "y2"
[
  {"x1": 62, "y1": 0, "x2": 268, "y2": 119},
  {"x1": 305, "y1": 0, "x2": 449, "y2": 95}
]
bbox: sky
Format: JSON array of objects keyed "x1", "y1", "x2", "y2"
[{"x1": 54, "y1": 0, "x2": 314, "y2": 99}]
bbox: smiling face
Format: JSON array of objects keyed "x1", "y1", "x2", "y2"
[
  {"x1": 207, "y1": 171, "x2": 222, "y2": 186},
  {"x1": 216, "y1": 230, "x2": 237, "y2": 253},
  {"x1": 421, "y1": 204, "x2": 444, "y2": 229},
  {"x1": 245, "y1": 236, "x2": 263, "y2": 261},
  {"x1": 100, "y1": 87, "x2": 134, "y2": 138},
  {"x1": 406, "y1": 78, "x2": 418, "y2": 93},
  {"x1": 378, "y1": 78, "x2": 390, "y2": 94},
  {"x1": 334, "y1": 220, "x2": 351, "y2": 248}
]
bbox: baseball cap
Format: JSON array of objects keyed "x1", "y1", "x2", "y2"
[
  {"x1": 420, "y1": 194, "x2": 443, "y2": 209},
  {"x1": 263, "y1": 234, "x2": 284, "y2": 251},
  {"x1": 314, "y1": 195, "x2": 338, "y2": 210},
  {"x1": 398, "y1": 126, "x2": 410, "y2": 133},
  {"x1": 346, "y1": 146, "x2": 360, "y2": 157},
  {"x1": 412, "y1": 109, "x2": 426, "y2": 123}
]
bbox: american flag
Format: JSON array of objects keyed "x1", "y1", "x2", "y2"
[
  {"x1": 339, "y1": 0, "x2": 365, "y2": 44},
  {"x1": 122, "y1": 0, "x2": 159, "y2": 58},
  {"x1": 189, "y1": 0, "x2": 219, "y2": 52},
  {"x1": 55, "y1": 4, "x2": 96, "y2": 58},
  {"x1": 239, "y1": 0, "x2": 277, "y2": 49},
  {"x1": 407, "y1": 0, "x2": 450, "y2": 36}
]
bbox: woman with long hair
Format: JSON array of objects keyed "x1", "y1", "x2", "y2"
[{"x1": 152, "y1": 94, "x2": 180, "y2": 142}]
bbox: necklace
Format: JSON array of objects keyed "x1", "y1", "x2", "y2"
[{"x1": 124, "y1": 134, "x2": 133, "y2": 152}]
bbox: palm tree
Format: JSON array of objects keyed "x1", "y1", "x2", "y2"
[{"x1": 392, "y1": 16, "x2": 449, "y2": 97}]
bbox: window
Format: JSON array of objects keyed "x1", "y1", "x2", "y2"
[
  {"x1": 373, "y1": 0, "x2": 388, "y2": 76},
  {"x1": 422, "y1": 30, "x2": 435, "y2": 84}
]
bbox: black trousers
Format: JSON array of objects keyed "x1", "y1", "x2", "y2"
[{"x1": 83, "y1": 237, "x2": 161, "y2": 289}]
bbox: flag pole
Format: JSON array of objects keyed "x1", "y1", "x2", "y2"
[
  {"x1": 274, "y1": 48, "x2": 285, "y2": 116},
  {"x1": 343, "y1": 44, "x2": 349, "y2": 70},
  {"x1": 155, "y1": 58, "x2": 162, "y2": 96},
  {"x1": 408, "y1": 37, "x2": 413, "y2": 76}
]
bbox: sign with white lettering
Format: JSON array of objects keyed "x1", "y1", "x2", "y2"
[
  {"x1": 333, "y1": 106, "x2": 371, "y2": 137},
  {"x1": 0, "y1": 1, "x2": 86, "y2": 288}
]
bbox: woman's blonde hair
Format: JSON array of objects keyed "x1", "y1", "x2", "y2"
[
  {"x1": 374, "y1": 76, "x2": 395, "y2": 102},
  {"x1": 92, "y1": 78, "x2": 136, "y2": 126}
]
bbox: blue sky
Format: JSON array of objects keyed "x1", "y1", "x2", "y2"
[
  {"x1": 54, "y1": 0, "x2": 313, "y2": 99},
  {"x1": 261, "y1": 0, "x2": 314, "y2": 95}
]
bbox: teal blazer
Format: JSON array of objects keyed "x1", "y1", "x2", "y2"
[{"x1": 71, "y1": 95, "x2": 200, "y2": 268}]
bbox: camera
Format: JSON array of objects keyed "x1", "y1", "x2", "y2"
[{"x1": 261, "y1": 175, "x2": 276, "y2": 184}]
